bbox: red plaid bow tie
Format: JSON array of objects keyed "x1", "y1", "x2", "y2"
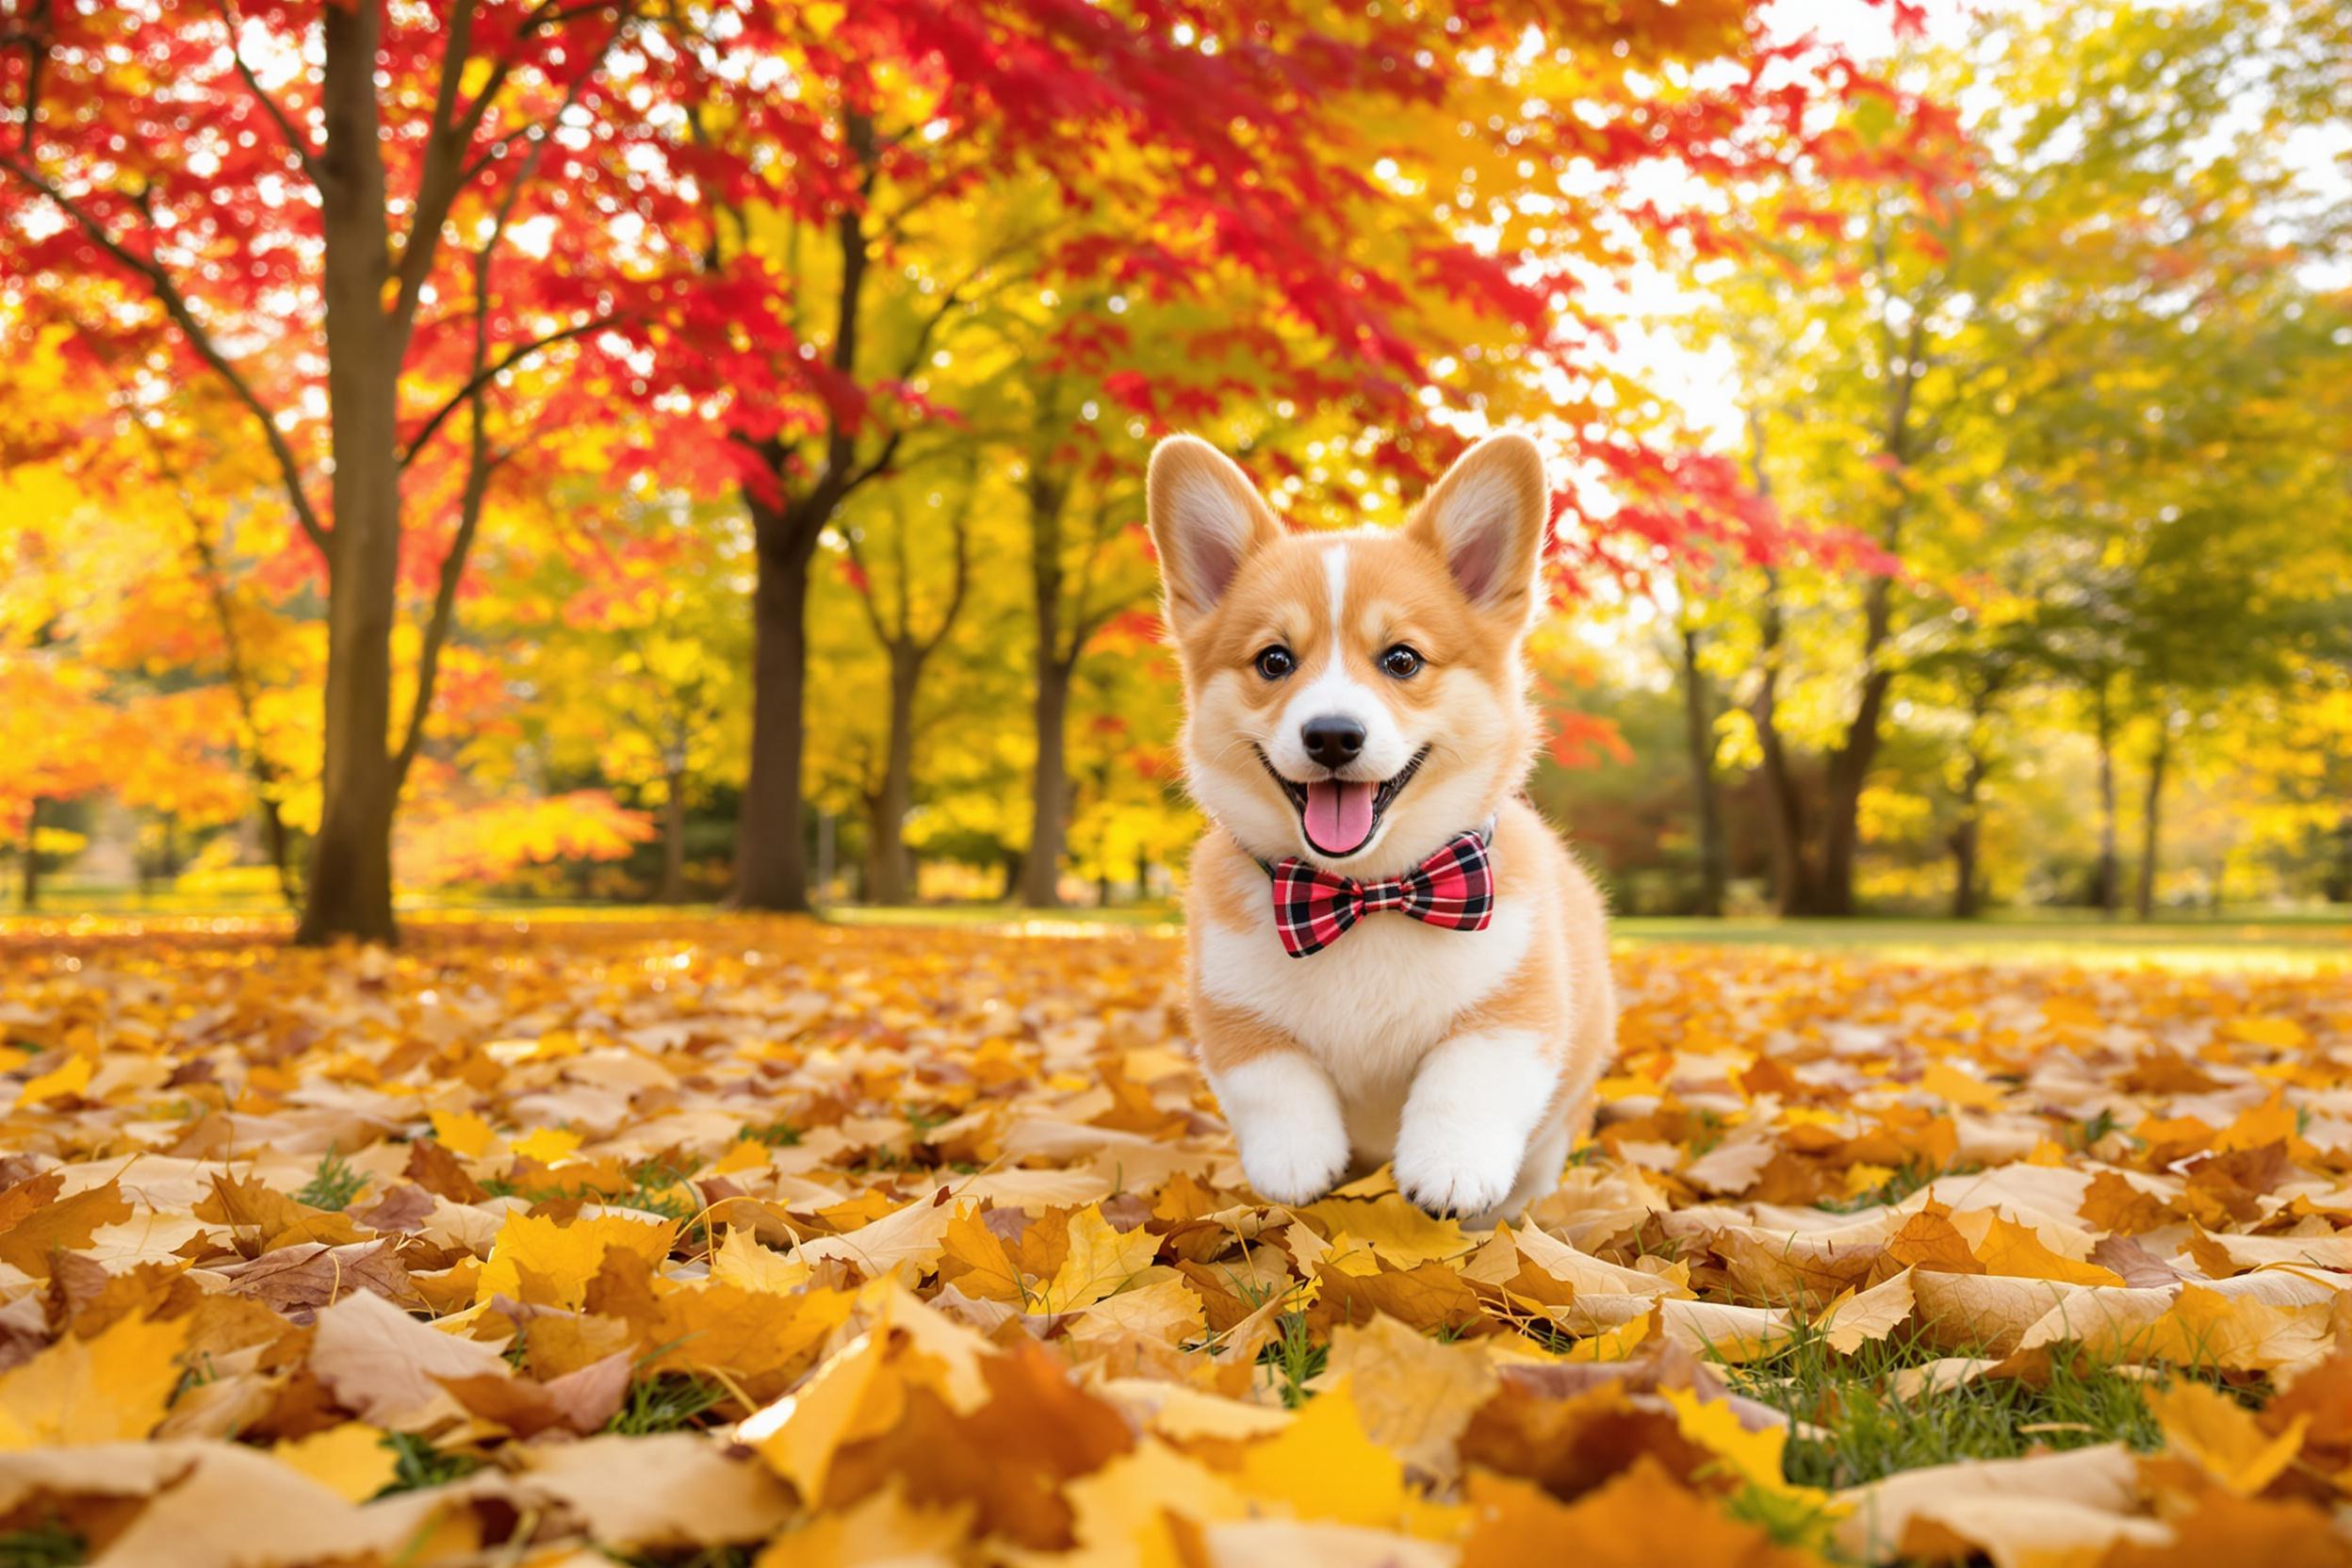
[{"x1": 1269, "y1": 829, "x2": 1494, "y2": 957}]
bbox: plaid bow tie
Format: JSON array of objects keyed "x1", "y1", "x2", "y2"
[{"x1": 1269, "y1": 829, "x2": 1494, "y2": 957}]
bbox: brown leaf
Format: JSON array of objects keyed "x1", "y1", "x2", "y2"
[
  {"x1": 1462, "y1": 1459, "x2": 1819, "y2": 1567},
  {"x1": 351, "y1": 1183, "x2": 435, "y2": 1233},
  {"x1": 441, "y1": 1348, "x2": 634, "y2": 1437},
  {"x1": 403, "y1": 1137, "x2": 490, "y2": 1203},
  {"x1": 306, "y1": 1289, "x2": 510, "y2": 1427},
  {"x1": 1309, "y1": 1261, "x2": 1485, "y2": 1337},
  {"x1": 1460, "y1": 1381, "x2": 1713, "y2": 1502},
  {"x1": 822, "y1": 1336, "x2": 1134, "y2": 1548},
  {"x1": 2090, "y1": 1234, "x2": 2190, "y2": 1289},
  {"x1": 1884, "y1": 1201, "x2": 1985, "y2": 1276},
  {"x1": 517, "y1": 1432, "x2": 795, "y2": 1550},
  {"x1": 2082, "y1": 1171, "x2": 2173, "y2": 1236},
  {"x1": 0, "y1": 1179, "x2": 132, "y2": 1278},
  {"x1": 215, "y1": 1239, "x2": 421, "y2": 1319}
]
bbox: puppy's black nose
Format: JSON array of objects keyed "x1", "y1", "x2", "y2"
[{"x1": 1300, "y1": 714, "x2": 1366, "y2": 769}]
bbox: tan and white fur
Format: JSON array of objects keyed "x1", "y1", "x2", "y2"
[{"x1": 1149, "y1": 432, "x2": 1615, "y2": 1224}]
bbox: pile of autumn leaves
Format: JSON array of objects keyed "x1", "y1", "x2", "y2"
[{"x1": 0, "y1": 918, "x2": 2348, "y2": 1567}]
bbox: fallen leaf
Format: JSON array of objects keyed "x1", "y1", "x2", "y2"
[
  {"x1": 0, "y1": 1309, "x2": 187, "y2": 1448},
  {"x1": 306, "y1": 1289, "x2": 512, "y2": 1427}
]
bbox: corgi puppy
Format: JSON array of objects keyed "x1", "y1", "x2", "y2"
[{"x1": 1148, "y1": 432, "x2": 1615, "y2": 1224}]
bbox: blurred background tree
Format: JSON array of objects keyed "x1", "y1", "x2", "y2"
[{"x1": 1, "y1": 0, "x2": 2344, "y2": 927}]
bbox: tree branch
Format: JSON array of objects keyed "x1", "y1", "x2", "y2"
[
  {"x1": 214, "y1": 0, "x2": 322, "y2": 185},
  {"x1": 0, "y1": 155, "x2": 330, "y2": 553},
  {"x1": 839, "y1": 518, "x2": 901, "y2": 650},
  {"x1": 398, "y1": 314, "x2": 621, "y2": 468},
  {"x1": 401, "y1": 39, "x2": 611, "y2": 469},
  {"x1": 923, "y1": 482, "x2": 976, "y2": 660}
]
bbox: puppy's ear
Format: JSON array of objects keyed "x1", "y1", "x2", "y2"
[
  {"x1": 1407, "y1": 433, "x2": 1550, "y2": 624},
  {"x1": 1147, "y1": 435, "x2": 1282, "y2": 634}
]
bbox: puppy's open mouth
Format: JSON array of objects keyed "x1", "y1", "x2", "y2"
[{"x1": 1256, "y1": 745, "x2": 1430, "y2": 858}]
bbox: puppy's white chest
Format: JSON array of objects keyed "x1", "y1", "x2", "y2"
[{"x1": 1196, "y1": 895, "x2": 1533, "y2": 1090}]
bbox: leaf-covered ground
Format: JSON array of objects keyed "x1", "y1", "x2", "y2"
[{"x1": 1, "y1": 916, "x2": 2349, "y2": 1567}]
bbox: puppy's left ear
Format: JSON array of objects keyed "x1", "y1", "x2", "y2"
[{"x1": 1407, "y1": 433, "x2": 1550, "y2": 625}]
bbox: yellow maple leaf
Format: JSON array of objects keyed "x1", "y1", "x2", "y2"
[
  {"x1": 1314, "y1": 1229, "x2": 1383, "y2": 1279},
  {"x1": 2148, "y1": 1380, "x2": 2310, "y2": 1495},
  {"x1": 2226, "y1": 1017, "x2": 2309, "y2": 1051},
  {"x1": 938, "y1": 1203, "x2": 1026, "y2": 1304},
  {"x1": 429, "y1": 1108, "x2": 498, "y2": 1157},
  {"x1": 271, "y1": 1422, "x2": 400, "y2": 1503},
  {"x1": 709, "y1": 1137, "x2": 774, "y2": 1177},
  {"x1": 1325, "y1": 1312, "x2": 1497, "y2": 1481},
  {"x1": 1819, "y1": 1266, "x2": 1918, "y2": 1355},
  {"x1": 16, "y1": 1054, "x2": 92, "y2": 1107},
  {"x1": 1919, "y1": 1061, "x2": 2003, "y2": 1112},
  {"x1": 755, "y1": 1479, "x2": 972, "y2": 1568},
  {"x1": 1662, "y1": 1387, "x2": 1830, "y2": 1507},
  {"x1": 710, "y1": 1226, "x2": 812, "y2": 1295},
  {"x1": 1065, "y1": 1437, "x2": 1246, "y2": 1565},
  {"x1": 476, "y1": 1210, "x2": 678, "y2": 1309},
  {"x1": 1970, "y1": 1215, "x2": 2125, "y2": 1287},
  {"x1": 740, "y1": 1330, "x2": 903, "y2": 1502},
  {"x1": 2213, "y1": 1092, "x2": 2298, "y2": 1153},
  {"x1": 511, "y1": 1125, "x2": 583, "y2": 1165},
  {"x1": 1566, "y1": 1310, "x2": 1653, "y2": 1363},
  {"x1": 1044, "y1": 1204, "x2": 1160, "y2": 1311},
  {"x1": 2148, "y1": 1284, "x2": 2335, "y2": 1374},
  {"x1": 1232, "y1": 1379, "x2": 1407, "y2": 1527},
  {"x1": 0, "y1": 1311, "x2": 187, "y2": 1449},
  {"x1": 1296, "y1": 1193, "x2": 1471, "y2": 1269}
]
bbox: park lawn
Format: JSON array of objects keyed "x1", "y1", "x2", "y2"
[{"x1": 0, "y1": 915, "x2": 2346, "y2": 1563}]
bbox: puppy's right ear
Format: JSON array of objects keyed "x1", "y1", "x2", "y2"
[{"x1": 1147, "y1": 436, "x2": 1282, "y2": 635}]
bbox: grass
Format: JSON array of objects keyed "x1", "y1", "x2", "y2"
[
  {"x1": 482, "y1": 1158, "x2": 700, "y2": 1221},
  {"x1": 1814, "y1": 1159, "x2": 1979, "y2": 1216},
  {"x1": 1612, "y1": 912, "x2": 2352, "y2": 966},
  {"x1": 0, "y1": 1522, "x2": 85, "y2": 1568},
  {"x1": 603, "y1": 1372, "x2": 729, "y2": 1436},
  {"x1": 10, "y1": 891, "x2": 2345, "y2": 970},
  {"x1": 1724, "y1": 1321, "x2": 2240, "y2": 1493},
  {"x1": 1259, "y1": 1310, "x2": 1327, "y2": 1409},
  {"x1": 293, "y1": 1146, "x2": 368, "y2": 1212},
  {"x1": 378, "y1": 1430, "x2": 482, "y2": 1495}
]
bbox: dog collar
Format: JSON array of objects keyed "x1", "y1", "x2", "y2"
[{"x1": 1241, "y1": 821, "x2": 1497, "y2": 958}]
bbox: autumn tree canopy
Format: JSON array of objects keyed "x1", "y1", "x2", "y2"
[{"x1": 2, "y1": 0, "x2": 2343, "y2": 923}]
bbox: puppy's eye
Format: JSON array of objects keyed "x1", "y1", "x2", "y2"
[
  {"x1": 1253, "y1": 645, "x2": 1296, "y2": 680},
  {"x1": 1379, "y1": 645, "x2": 1424, "y2": 679}
]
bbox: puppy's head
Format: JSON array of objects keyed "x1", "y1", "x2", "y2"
[{"x1": 1148, "y1": 433, "x2": 1549, "y2": 877}]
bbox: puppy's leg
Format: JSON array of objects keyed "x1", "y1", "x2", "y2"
[
  {"x1": 1212, "y1": 1051, "x2": 1351, "y2": 1206},
  {"x1": 1392, "y1": 1029, "x2": 1560, "y2": 1221}
]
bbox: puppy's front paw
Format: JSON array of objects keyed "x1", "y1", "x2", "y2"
[
  {"x1": 1240, "y1": 1122, "x2": 1350, "y2": 1207},
  {"x1": 1393, "y1": 1122, "x2": 1524, "y2": 1222}
]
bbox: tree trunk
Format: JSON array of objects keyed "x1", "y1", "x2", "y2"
[
  {"x1": 1019, "y1": 471, "x2": 1074, "y2": 910},
  {"x1": 734, "y1": 509, "x2": 816, "y2": 912},
  {"x1": 1020, "y1": 660, "x2": 1073, "y2": 908},
  {"x1": 18, "y1": 799, "x2": 40, "y2": 913},
  {"x1": 868, "y1": 645, "x2": 923, "y2": 906},
  {"x1": 295, "y1": 0, "x2": 401, "y2": 947},
  {"x1": 1676, "y1": 627, "x2": 1728, "y2": 917},
  {"x1": 261, "y1": 800, "x2": 299, "y2": 909},
  {"x1": 1815, "y1": 671, "x2": 1893, "y2": 919},
  {"x1": 2093, "y1": 677, "x2": 2120, "y2": 917},
  {"x1": 2135, "y1": 720, "x2": 2171, "y2": 921},
  {"x1": 1749, "y1": 573, "x2": 1822, "y2": 916},
  {"x1": 1950, "y1": 744, "x2": 1988, "y2": 920},
  {"x1": 658, "y1": 769, "x2": 689, "y2": 904}
]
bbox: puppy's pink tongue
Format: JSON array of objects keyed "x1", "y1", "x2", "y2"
[{"x1": 1304, "y1": 779, "x2": 1376, "y2": 854}]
